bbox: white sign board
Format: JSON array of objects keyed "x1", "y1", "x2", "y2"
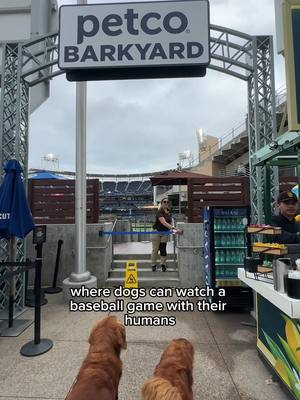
[
  {"x1": 58, "y1": 0, "x2": 210, "y2": 80},
  {"x1": 274, "y1": 0, "x2": 284, "y2": 54}
]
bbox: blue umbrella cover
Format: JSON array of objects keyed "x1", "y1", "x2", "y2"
[
  {"x1": 0, "y1": 159, "x2": 35, "y2": 240},
  {"x1": 29, "y1": 171, "x2": 67, "y2": 180}
]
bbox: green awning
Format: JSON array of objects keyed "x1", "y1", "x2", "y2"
[{"x1": 252, "y1": 131, "x2": 300, "y2": 166}]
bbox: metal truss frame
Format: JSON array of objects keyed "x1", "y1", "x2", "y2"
[
  {"x1": 0, "y1": 26, "x2": 277, "y2": 314},
  {"x1": 0, "y1": 43, "x2": 29, "y2": 317},
  {"x1": 247, "y1": 36, "x2": 278, "y2": 224},
  {"x1": 209, "y1": 27, "x2": 277, "y2": 224}
]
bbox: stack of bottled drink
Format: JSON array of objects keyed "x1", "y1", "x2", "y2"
[
  {"x1": 214, "y1": 217, "x2": 245, "y2": 232},
  {"x1": 213, "y1": 208, "x2": 248, "y2": 284}
]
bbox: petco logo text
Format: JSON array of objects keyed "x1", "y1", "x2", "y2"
[
  {"x1": 59, "y1": 0, "x2": 209, "y2": 70},
  {"x1": 77, "y1": 10, "x2": 189, "y2": 43}
]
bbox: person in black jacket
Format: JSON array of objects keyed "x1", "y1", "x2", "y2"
[
  {"x1": 271, "y1": 191, "x2": 300, "y2": 244},
  {"x1": 151, "y1": 197, "x2": 180, "y2": 272}
]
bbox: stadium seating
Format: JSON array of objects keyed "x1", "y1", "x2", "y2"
[
  {"x1": 101, "y1": 180, "x2": 152, "y2": 195},
  {"x1": 126, "y1": 181, "x2": 142, "y2": 193},
  {"x1": 116, "y1": 181, "x2": 128, "y2": 192},
  {"x1": 103, "y1": 181, "x2": 116, "y2": 193},
  {"x1": 137, "y1": 180, "x2": 152, "y2": 194},
  {"x1": 100, "y1": 179, "x2": 153, "y2": 216}
]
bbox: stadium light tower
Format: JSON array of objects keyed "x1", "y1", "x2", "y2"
[
  {"x1": 196, "y1": 128, "x2": 208, "y2": 163},
  {"x1": 177, "y1": 149, "x2": 195, "y2": 215},
  {"x1": 178, "y1": 150, "x2": 194, "y2": 169}
]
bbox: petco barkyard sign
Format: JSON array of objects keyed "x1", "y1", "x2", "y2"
[{"x1": 58, "y1": 0, "x2": 210, "y2": 81}]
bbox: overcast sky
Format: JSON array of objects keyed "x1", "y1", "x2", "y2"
[{"x1": 29, "y1": 0, "x2": 286, "y2": 174}]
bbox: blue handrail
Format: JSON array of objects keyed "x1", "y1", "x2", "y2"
[{"x1": 99, "y1": 231, "x2": 172, "y2": 236}]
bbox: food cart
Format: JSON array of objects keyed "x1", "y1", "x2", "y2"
[{"x1": 239, "y1": 131, "x2": 300, "y2": 399}]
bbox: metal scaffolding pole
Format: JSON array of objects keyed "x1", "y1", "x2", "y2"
[
  {"x1": 62, "y1": 0, "x2": 97, "y2": 296},
  {"x1": 69, "y1": 76, "x2": 91, "y2": 282}
]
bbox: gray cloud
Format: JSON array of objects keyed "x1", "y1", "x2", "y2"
[{"x1": 29, "y1": 0, "x2": 286, "y2": 174}]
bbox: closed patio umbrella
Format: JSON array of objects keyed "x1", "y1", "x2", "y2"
[
  {"x1": 0, "y1": 159, "x2": 35, "y2": 239},
  {"x1": 0, "y1": 159, "x2": 35, "y2": 335}
]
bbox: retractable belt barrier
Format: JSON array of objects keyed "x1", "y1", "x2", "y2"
[
  {"x1": 0, "y1": 249, "x2": 53, "y2": 357},
  {"x1": 0, "y1": 260, "x2": 36, "y2": 331},
  {"x1": 0, "y1": 261, "x2": 35, "y2": 282}
]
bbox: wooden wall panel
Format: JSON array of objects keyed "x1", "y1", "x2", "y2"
[{"x1": 29, "y1": 179, "x2": 99, "y2": 224}]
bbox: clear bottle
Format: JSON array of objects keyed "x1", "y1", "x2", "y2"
[
  {"x1": 218, "y1": 234, "x2": 223, "y2": 247},
  {"x1": 230, "y1": 250, "x2": 235, "y2": 264},
  {"x1": 239, "y1": 234, "x2": 244, "y2": 246},
  {"x1": 220, "y1": 218, "x2": 224, "y2": 231},
  {"x1": 215, "y1": 250, "x2": 219, "y2": 264},
  {"x1": 217, "y1": 218, "x2": 221, "y2": 231},
  {"x1": 231, "y1": 250, "x2": 236, "y2": 264},
  {"x1": 224, "y1": 234, "x2": 228, "y2": 247},
  {"x1": 227, "y1": 250, "x2": 232, "y2": 264},
  {"x1": 224, "y1": 250, "x2": 228, "y2": 264},
  {"x1": 232, "y1": 234, "x2": 237, "y2": 247},
  {"x1": 219, "y1": 234, "x2": 223, "y2": 247},
  {"x1": 226, "y1": 218, "x2": 231, "y2": 231},
  {"x1": 214, "y1": 218, "x2": 219, "y2": 231},
  {"x1": 231, "y1": 250, "x2": 235, "y2": 264},
  {"x1": 240, "y1": 251, "x2": 244, "y2": 264},
  {"x1": 234, "y1": 218, "x2": 239, "y2": 231},
  {"x1": 227, "y1": 218, "x2": 231, "y2": 231},
  {"x1": 220, "y1": 250, "x2": 225, "y2": 264},
  {"x1": 238, "y1": 217, "x2": 242, "y2": 230}
]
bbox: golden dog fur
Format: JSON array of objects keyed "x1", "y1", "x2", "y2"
[
  {"x1": 66, "y1": 315, "x2": 127, "y2": 400},
  {"x1": 141, "y1": 338, "x2": 194, "y2": 400}
]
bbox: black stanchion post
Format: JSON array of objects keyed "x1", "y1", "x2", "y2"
[
  {"x1": 24, "y1": 258, "x2": 31, "y2": 305},
  {"x1": 8, "y1": 294, "x2": 14, "y2": 328},
  {"x1": 0, "y1": 260, "x2": 33, "y2": 337},
  {"x1": 34, "y1": 243, "x2": 42, "y2": 344},
  {"x1": 24, "y1": 264, "x2": 29, "y2": 299},
  {"x1": 20, "y1": 227, "x2": 53, "y2": 357},
  {"x1": 25, "y1": 272, "x2": 48, "y2": 306},
  {"x1": 45, "y1": 239, "x2": 63, "y2": 294},
  {"x1": 25, "y1": 232, "x2": 48, "y2": 307}
]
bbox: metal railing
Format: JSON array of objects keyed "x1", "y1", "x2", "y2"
[
  {"x1": 275, "y1": 85, "x2": 287, "y2": 108},
  {"x1": 90, "y1": 220, "x2": 118, "y2": 250},
  {"x1": 199, "y1": 86, "x2": 287, "y2": 167},
  {"x1": 89, "y1": 218, "x2": 118, "y2": 272},
  {"x1": 218, "y1": 167, "x2": 250, "y2": 177},
  {"x1": 200, "y1": 120, "x2": 247, "y2": 165}
]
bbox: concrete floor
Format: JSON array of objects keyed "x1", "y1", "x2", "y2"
[{"x1": 0, "y1": 292, "x2": 290, "y2": 400}]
